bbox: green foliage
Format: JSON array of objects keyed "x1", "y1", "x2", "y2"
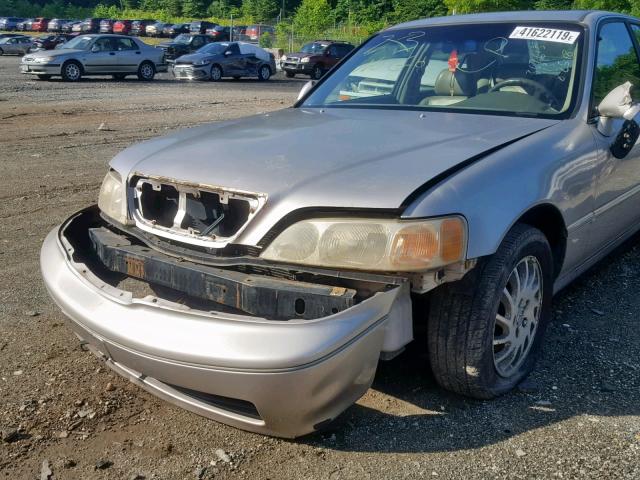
[
  {"x1": 392, "y1": 0, "x2": 447, "y2": 22},
  {"x1": 443, "y1": 0, "x2": 526, "y2": 14},
  {"x1": 259, "y1": 29, "x2": 272, "y2": 46},
  {"x1": 182, "y1": 0, "x2": 207, "y2": 17},
  {"x1": 292, "y1": 0, "x2": 332, "y2": 36},
  {"x1": 242, "y1": 0, "x2": 279, "y2": 22}
]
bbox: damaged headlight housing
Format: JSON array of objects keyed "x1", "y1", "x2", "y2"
[
  {"x1": 98, "y1": 169, "x2": 128, "y2": 225},
  {"x1": 261, "y1": 216, "x2": 467, "y2": 272}
]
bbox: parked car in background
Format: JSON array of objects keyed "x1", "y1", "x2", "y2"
[
  {"x1": 30, "y1": 34, "x2": 73, "y2": 51},
  {"x1": 0, "y1": 17, "x2": 24, "y2": 31},
  {"x1": 99, "y1": 19, "x2": 115, "y2": 33},
  {"x1": 80, "y1": 18, "x2": 103, "y2": 33},
  {"x1": 131, "y1": 19, "x2": 156, "y2": 36},
  {"x1": 0, "y1": 35, "x2": 32, "y2": 55},
  {"x1": 146, "y1": 21, "x2": 168, "y2": 37},
  {"x1": 173, "y1": 41, "x2": 275, "y2": 81},
  {"x1": 71, "y1": 22, "x2": 83, "y2": 33},
  {"x1": 47, "y1": 18, "x2": 69, "y2": 32},
  {"x1": 245, "y1": 24, "x2": 274, "y2": 42},
  {"x1": 16, "y1": 19, "x2": 34, "y2": 31},
  {"x1": 190, "y1": 21, "x2": 216, "y2": 34},
  {"x1": 282, "y1": 40, "x2": 354, "y2": 79},
  {"x1": 113, "y1": 20, "x2": 133, "y2": 35},
  {"x1": 163, "y1": 23, "x2": 189, "y2": 37},
  {"x1": 158, "y1": 33, "x2": 214, "y2": 61},
  {"x1": 31, "y1": 18, "x2": 50, "y2": 32},
  {"x1": 231, "y1": 25, "x2": 246, "y2": 41},
  {"x1": 21, "y1": 34, "x2": 167, "y2": 81},
  {"x1": 205, "y1": 25, "x2": 230, "y2": 42},
  {"x1": 61, "y1": 20, "x2": 80, "y2": 33}
]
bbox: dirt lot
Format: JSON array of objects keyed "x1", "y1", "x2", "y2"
[{"x1": 0, "y1": 54, "x2": 639, "y2": 480}]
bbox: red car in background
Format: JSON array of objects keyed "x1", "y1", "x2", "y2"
[
  {"x1": 31, "y1": 18, "x2": 50, "y2": 32},
  {"x1": 113, "y1": 20, "x2": 133, "y2": 35}
]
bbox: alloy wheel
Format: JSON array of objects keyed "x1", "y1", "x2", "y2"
[{"x1": 493, "y1": 255, "x2": 543, "y2": 377}]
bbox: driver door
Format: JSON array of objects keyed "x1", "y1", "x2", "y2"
[
  {"x1": 84, "y1": 37, "x2": 118, "y2": 72},
  {"x1": 589, "y1": 21, "x2": 640, "y2": 247},
  {"x1": 224, "y1": 43, "x2": 244, "y2": 75}
]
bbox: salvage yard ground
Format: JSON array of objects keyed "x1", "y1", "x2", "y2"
[{"x1": 0, "y1": 55, "x2": 639, "y2": 479}]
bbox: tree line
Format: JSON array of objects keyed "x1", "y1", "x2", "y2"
[{"x1": 1, "y1": 0, "x2": 638, "y2": 38}]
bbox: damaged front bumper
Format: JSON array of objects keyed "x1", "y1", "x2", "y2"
[{"x1": 41, "y1": 207, "x2": 411, "y2": 437}]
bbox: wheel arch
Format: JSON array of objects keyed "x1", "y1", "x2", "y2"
[{"x1": 503, "y1": 203, "x2": 567, "y2": 279}]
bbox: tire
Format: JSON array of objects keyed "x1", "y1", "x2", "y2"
[
  {"x1": 210, "y1": 64, "x2": 222, "y2": 81},
  {"x1": 427, "y1": 224, "x2": 553, "y2": 399},
  {"x1": 36, "y1": 75, "x2": 51, "y2": 80},
  {"x1": 257, "y1": 64, "x2": 271, "y2": 81},
  {"x1": 311, "y1": 64, "x2": 324, "y2": 80},
  {"x1": 0, "y1": 48, "x2": 4, "y2": 56},
  {"x1": 61, "y1": 60, "x2": 82, "y2": 82},
  {"x1": 112, "y1": 73, "x2": 127, "y2": 80},
  {"x1": 285, "y1": 71, "x2": 295, "y2": 78},
  {"x1": 137, "y1": 61, "x2": 155, "y2": 81}
]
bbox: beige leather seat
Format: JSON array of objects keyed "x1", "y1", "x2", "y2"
[{"x1": 421, "y1": 69, "x2": 477, "y2": 106}]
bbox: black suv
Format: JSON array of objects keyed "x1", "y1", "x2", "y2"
[
  {"x1": 190, "y1": 21, "x2": 216, "y2": 34},
  {"x1": 158, "y1": 34, "x2": 214, "y2": 61},
  {"x1": 282, "y1": 40, "x2": 354, "y2": 79}
]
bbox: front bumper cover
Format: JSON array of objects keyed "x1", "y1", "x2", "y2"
[{"x1": 41, "y1": 208, "x2": 407, "y2": 437}]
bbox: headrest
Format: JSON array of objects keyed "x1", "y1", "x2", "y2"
[{"x1": 434, "y1": 69, "x2": 477, "y2": 97}]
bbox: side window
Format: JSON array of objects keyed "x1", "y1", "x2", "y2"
[
  {"x1": 328, "y1": 45, "x2": 338, "y2": 57},
  {"x1": 593, "y1": 22, "x2": 640, "y2": 106},
  {"x1": 93, "y1": 38, "x2": 113, "y2": 52},
  {"x1": 192, "y1": 36, "x2": 204, "y2": 48},
  {"x1": 115, "y1": 38, "x2": 136, "y2": 51},
  {"x1": 632, "y1": 24, "x2": 640, "y2": 47},
  {"x1": 339, "y1": 45, "x2": 353, "y2": 57},
  {"x1": 227, "y1": 43, "x2": 240, "y2": 55}
]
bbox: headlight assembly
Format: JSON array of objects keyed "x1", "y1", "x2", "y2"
[
  {"x1": 301, "y1": 57, "x2": 310, "y2": 63},
  {"x1": 260, "y1": 216, "x2": 467, "y2": 272},
  {"x1": 98, "y1": 170, "x2": 128, "y2": 225},
  {"x1": 35, "y1": 56, "x2": 54, "y2": 63},
  {"x1": 193, "y1": 59, "x2": 210, "y2": 66}
]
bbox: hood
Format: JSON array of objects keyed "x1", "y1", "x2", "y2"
[
  {"x1": 287, "y1": 52, "x2": 313, "y2": 60},
  {"x1": 159, "y1": 41, "x2": 188, "y2": 49},
  {"x1": 175, "y1": 52, "x2": 218, "y2": 63},
  {"x1": 110, "y1": 108, "x2": 557, "y2": 242},
  {"x1": 27, "y1": 48, "x2": 84, "y2": 58}
]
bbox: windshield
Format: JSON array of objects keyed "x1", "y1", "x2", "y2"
[
  {"x1": 0, "y1": 38, "x2": 10, "y2": 44},
  {"x1": 303, "y1": 23, "x2": 584, "y2": 118},
  {"x1": 197, "y1": 43, "x2": 227, "y2": 54},
  {"x1": 60, "y1": 35, "x2": 93, "y2": 50},
  {"x1": 174, "y1": 34, "x2": 191, "y2": 44},
  {"x1": 301, "y1": 42, "x2": 327, "y2": 54}
]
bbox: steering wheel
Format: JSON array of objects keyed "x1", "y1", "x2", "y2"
[{"x1": 489, "y1": 78, "x2": 561, "y2": 111}]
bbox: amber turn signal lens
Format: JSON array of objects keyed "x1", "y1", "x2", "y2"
[
  {"x1": 440, "y1": 218, "x2": 465, "y2": 262},
  {"x1": 390, "y1": 224, "x2": 439, "y2": 268}
]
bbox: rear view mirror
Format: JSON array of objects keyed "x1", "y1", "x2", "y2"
[{"x1": 297, "y1": 80, "x2": 315, "y2": 101}]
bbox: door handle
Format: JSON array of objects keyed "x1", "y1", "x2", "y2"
[
  {"x1": 135, "y1": 51, "x2": 141, "y2": 54},
  {"x1": 109, "y1": 52, "x2": 115, "y2": 55}
]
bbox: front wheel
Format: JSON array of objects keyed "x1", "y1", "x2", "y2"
[
  {"x1": 285, "y1": 71, "x2": 295, "y2": 78},
  {"x1": 137, "y1": 61, "x2": 155, "y2": 81},
  {"x1": 61, "y1": 60, "x2": 82, "y2": 82},
  {"x1": 210, "y1": 64, "x2": 222, "y2": 81},
  {"x1": 427, "y1": 224, "x2": 553, "y2": 399},
  {"x1": 311, "y1": 64, "x2": 324, "y2": 80},
  {"x1": 257, "y1": 65, "x2": 271, "y2": 81},
  {"x1": 0, "y1": 48, "x2": 4, "y2": 55}
]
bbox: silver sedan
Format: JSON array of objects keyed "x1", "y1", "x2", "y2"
[
  {"x1": 20, "y1": 34, "x2": 167, "y2": 81},
  {"x1": 0, "y1": 35, "x2": 33, "y2": 55},
  {"x1": 41, "y1": 10, "x2": 640, "y2": 437}
]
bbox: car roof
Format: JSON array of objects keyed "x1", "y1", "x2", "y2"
[{"x1": 388, "y1": 10, "x2": 638, "y2": 30}]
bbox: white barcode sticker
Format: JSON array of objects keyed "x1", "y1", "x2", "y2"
[{"x1": 509, "y1": 26, "x2": 580, "y2": 44}]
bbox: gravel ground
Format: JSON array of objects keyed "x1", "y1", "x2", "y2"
[{"x1": 0, "y1": 55, "x2": 639, "y2": 480}]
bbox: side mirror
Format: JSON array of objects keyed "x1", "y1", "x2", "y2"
[
  {"x1": 297, "y1": 80, "x2": 316, "y2": 101},
  {"x1": 224, "y1": 50, "x2": 232, "y2": 56},
  {"x1": 597, "y1": 82, "x2": 640, "y2": 158},
  {"x1": 90, "y1": 45, "x2": 99, "y2": 53}
]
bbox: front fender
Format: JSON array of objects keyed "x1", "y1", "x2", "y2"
[{"x1": 402, "y1": 119, "x2": 599, "y2": 262}]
